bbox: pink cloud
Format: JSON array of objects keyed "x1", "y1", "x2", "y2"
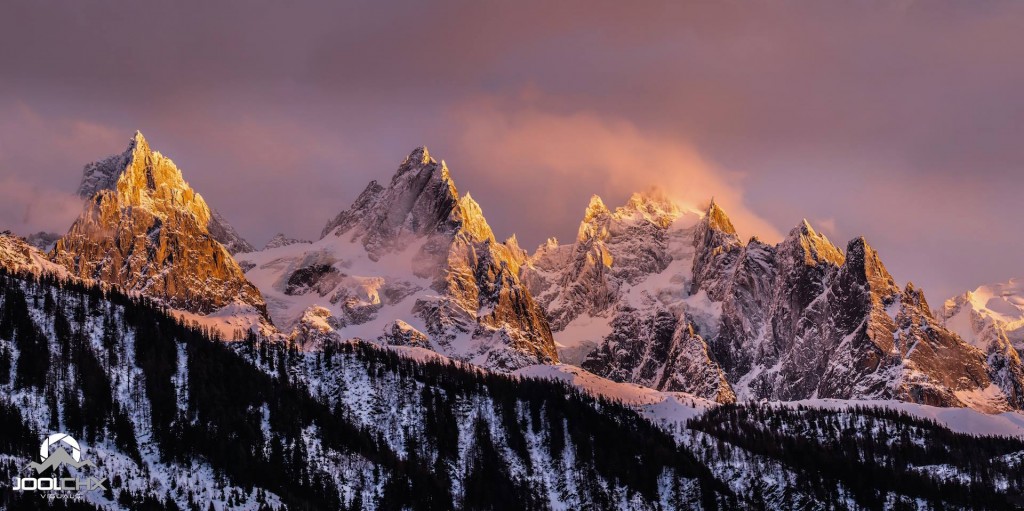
[{"x1": 446, "y1": 96, "x2": 783, "y2": 246}]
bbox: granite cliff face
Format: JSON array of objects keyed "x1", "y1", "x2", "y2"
[
  {"x1": 240, "y1": 147, "x2": 556, "y2": 370},
  {"x1": 50, "y1": 132, "x2": 267, "y2": 319}
]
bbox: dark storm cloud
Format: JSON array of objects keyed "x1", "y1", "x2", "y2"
[{"x1": 1, "y1": 0, "x2": 1022, "y2": 300}]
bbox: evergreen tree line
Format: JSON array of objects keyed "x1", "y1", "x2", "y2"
[
  {"x1": 688, "y1": 402, "x2": 1024, "y2": 510},
  {"x1": 286, "y1": 339, "x2": 733, "y2": 510},
  {"x1": 11, "y1": 266, "x2": 1019, "y2": 510},
  {"x1": 0, "y1": 268, "x2": 732, "y2": 510}
]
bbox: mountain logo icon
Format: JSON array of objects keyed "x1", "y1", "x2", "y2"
[{"x1": 28, "y1": 433, "x2": 94, "y2": 475}]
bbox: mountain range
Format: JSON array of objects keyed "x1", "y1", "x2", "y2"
[{"x1": 1, "y1": 131, "x2": 1023, "y2": 510}]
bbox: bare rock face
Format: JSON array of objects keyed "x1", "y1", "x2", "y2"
[
  {"x1": 50, "y1": 132, "x2": 268, "y2": 318},
  {"x1": 582, "y1": 303, "x2": 735, "y2": 403},
  {"x1": 242, "y1": 147, "x2": 556, "y2": 370}
]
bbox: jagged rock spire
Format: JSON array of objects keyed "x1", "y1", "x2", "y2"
[
  {"x1": 842, "y1": 236, "x2": 899, "y2": 299},
  {"x1": 584, "y1": 195, "x2": 609, "y2": 219},
  {"x1": 74, "y1": 131, "x2": 254, "y2": 254},
  {"x1": 51, "y1": 132, "x2": 267, "y2": 318},
  {"x1": 691, "y1": 198, "x2": 742, "y2": 292},
  {"x1": 323, "y1": 146, "x2": 465, "y2": 254},
  {"x1": 785, "y1": 218, "x2": 844, "y2": 266},
  {"x1": 453, "y1": 192, "x2": 496, "y2": 243},
  {"x1": 703, "y1": 198, "x2": 737, "y2": 235},
  {"x1": 77, "y1": 131, "x2": 144, "y2": 198}
]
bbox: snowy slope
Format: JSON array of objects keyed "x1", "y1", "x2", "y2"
[
  {"x1": 516, "y1": 364, "x2": 715, "y2": 430},
  {"x1": 941, "y1": 278, "x2": 1024, "y2": 409}
]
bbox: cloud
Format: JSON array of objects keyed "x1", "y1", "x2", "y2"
[
  {"x1": 0, "y1": 103, "x2": 123, "y2": 235},
  {"x1": 813, "y1": 218, "x2": 838, "y2": 237},
  {"x1": 445, "y1": 96, "x2": 782, "y2": 248},
  {"x1": 0, "y1": 0, "x2": 1022, "y2": 300},
  {"x1": 0, "y1": 177, "x2": 83, "y2": 235}
]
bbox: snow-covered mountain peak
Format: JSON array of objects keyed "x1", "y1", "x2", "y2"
[
  {"x1": 241, "y1": 148, "x2": 557, "y2": 370},
  {"x1": 576, "y1": 191, "x2": 686, "y2": 244},
  {"x1": 621, "y1": 189, "x2": 682, "y2": 221},
  {"x1": 942, "y1": 278, "x2": 1024, "y2": 352},
  {"x1": 958, "y1": 279, "x2": 1024, "y2": 323},
  {"x1": 323, "y1": 146, "x2": 462, "y2": 255}
]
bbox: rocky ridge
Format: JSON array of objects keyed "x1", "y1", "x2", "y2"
[{"x1": 529, "y1": 193, "x2": 1022, "y2": 412}]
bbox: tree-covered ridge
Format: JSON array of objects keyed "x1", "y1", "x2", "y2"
[
  {"x1": 3, "y1": 267, "x2": 1024, "y2": 510},
  {"x1": 689, "y1": 403, "x2": 1024, "y2": 510},
  {"x1": 0, "y1": 269, "x2": 726, "y2": 510}
]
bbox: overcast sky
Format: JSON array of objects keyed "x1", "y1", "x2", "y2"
[{"x1": 1, "y1": 1, "x2": 1022, "y2": 301}]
